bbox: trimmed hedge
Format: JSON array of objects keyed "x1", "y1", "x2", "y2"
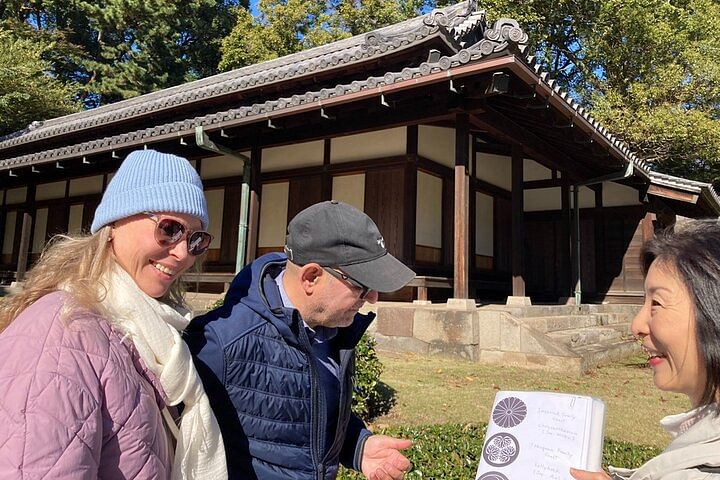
[
  {"x1": 352, "y1": 333, "x2": 384, "y2": 421},
  {"x1": 338, "y1": 424, "x2": 661, "y2": 479}
]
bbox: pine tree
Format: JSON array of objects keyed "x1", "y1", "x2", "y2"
[
  {"x1": 0, "y1": 27, "x2": 80, "y2": 136},
  {"x1": 2, "y1": 0, "x2": 241, "y2": 107}
]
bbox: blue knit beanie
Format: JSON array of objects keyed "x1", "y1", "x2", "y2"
[{"x1": 91, "y1": 149, "x2": 209, "y2": 234}]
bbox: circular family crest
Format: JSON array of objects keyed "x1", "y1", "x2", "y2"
[
  {"x1": 483, "y1": 433, "x2": 520, "y2": 467},
  {"x1": 492, "y1": 396, "x2": 527, "y2": 428},
  {"x1": 478, "y1": 472, "x2": 509, "y2": 480}
]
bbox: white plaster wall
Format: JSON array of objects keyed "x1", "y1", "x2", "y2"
[
  {"x1": 36, "y1": 181, "x2": 66, "y2": 201},
  {"x1": 475, "y1": 192, "x2": 493, "y2": 256},
  {"x1": 418, "y1": 126, "x2": 454, "y2": 169},
  {"x1": 5, "y1": 187, "x2": 26, "y2": 205},
  {"x1": 524, "y1": 188, "x2": 562, "y2": 212},
  {"x1": 68, "y1": 204, "x2": 84, "y2": 234},
  {"x1": 262, "y1": 141, "x2": 324, "y2": 172},
  {"x1": 603, "y1": 181, "x2": 642, "y2": 207},
  {"x1": 331, "y1": 127, "x2": 405, "y2": 163},
  {"x1": 201, "y1": 153, "x2": 247, "y2": 179},
  {"x1": 69, "y1": 175, "x2": 103, "y2": 196},
  {"x1": 332, "y1": 174, "x2": 365, "y2": 212},
  {"x1": 32, "y1": 208, "x2": 48, "y2": 253},
  {"x1": 416, "y1": 171, "x2": 442, "y2": 248},
  {"x1": 568, "y1": 186, "x2": 596, "y2": 209},
  {"x1": 205, "y1": 188, "x2": 224, "y2": 249},
  {"x1": 476, "y1": 153, "x2": 511, "y2": 191},
  {"x1": 2, "y1": 211, "x2": 16, "y2": 254},
  {"x1": 258, "y1": 182, "x2": 289, "y2": 248},
  {"x1": 524, "y1": 159, "x2": 553, "y2": 181}
]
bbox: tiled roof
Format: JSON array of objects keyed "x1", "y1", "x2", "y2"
[
  {"x1": 649, "y1": 171, "x2": 720, "y2": 211},
  {"x1": 0, "y1": 1, "x2": 480, "y2": 151},
  {"x1": 0, "y1": 16, "x2": 529, "y2": 169}
]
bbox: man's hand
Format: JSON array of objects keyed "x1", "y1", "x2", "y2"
[
  {"x1": 361, "y1": 434, "x2": 413, "y2": 480},
  {"x1": 570, "y1": 468, "x2": 612, "y2": 480}
]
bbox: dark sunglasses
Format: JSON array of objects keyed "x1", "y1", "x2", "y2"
[
  {"x1": 144, "y1": 213, "x2": 213, "y2": 256},
  {"x1": 324, "y1": 267, "x2": 372, "y2": 299}
]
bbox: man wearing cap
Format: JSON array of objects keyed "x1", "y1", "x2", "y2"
[{"x1": 185, "y1": 200, "x2": 416, "y2": 480}]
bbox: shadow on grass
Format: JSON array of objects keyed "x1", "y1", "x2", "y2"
[
  {"x1": 621, "y1": 354, "x2": 650, "y2": 369},
  {"x1": 369, "y1": 381, "x2": 397, "y2": 419}
]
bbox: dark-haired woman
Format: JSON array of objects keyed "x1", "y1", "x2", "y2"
[{"x1": 572, "y1": 219, "x2": 720, "y2": 479}]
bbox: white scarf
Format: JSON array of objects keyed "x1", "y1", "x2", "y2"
[{"x1": 99, "y1": 265, "x2": 227, "y2": 480}]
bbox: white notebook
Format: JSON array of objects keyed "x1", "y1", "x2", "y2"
[{"x1": 475, "y1": 391, "x2": 606, "y2": 480}]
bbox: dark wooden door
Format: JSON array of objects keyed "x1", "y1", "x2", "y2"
[{"x1": 364, "y1": 166, "x2": 406, "y2": 262}]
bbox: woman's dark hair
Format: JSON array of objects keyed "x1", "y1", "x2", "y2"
[{"x1": 641, "y1": 219, "x2": 720, "y2": 406}]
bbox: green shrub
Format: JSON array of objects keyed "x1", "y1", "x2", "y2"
[
  {"x1": 338, "y1": 424, "x2": 661, "y2": 479},
  {"x1": 206, "y1": 297, "x2": 224, "y2": 311},
  {"x1": 352, "y1": 333, "x2": 384, "y2": 421}
]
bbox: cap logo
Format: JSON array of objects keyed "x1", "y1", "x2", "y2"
[
  {"x1": 284, "y1": 245, "x2": 294, "y2": 261},
  {"x1": 377, "y1": 237, "x2": 385, "y2": 249}
]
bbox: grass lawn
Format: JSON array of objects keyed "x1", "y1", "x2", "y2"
[{"x1": 369, "y1": 351, "x2": 689, "y2": 449}]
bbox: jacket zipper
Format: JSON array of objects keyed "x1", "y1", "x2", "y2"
[{"x1": 297, "y1": 314, "x2": 326, "y2": 479}]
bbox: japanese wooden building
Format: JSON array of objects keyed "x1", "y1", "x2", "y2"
[{"x1": 1, "y1": 0, "x2": 718, "y2": 303}]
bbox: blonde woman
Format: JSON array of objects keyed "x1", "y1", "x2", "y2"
[{"x1": 0, "y1": 150, "x2": 226, "y2": 479}]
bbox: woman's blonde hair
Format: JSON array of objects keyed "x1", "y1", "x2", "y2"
[{"x1": 0, "y1": 227, "x2": 187, "y2": 333}]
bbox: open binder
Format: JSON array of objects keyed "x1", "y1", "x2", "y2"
[{"x1": 476, "y1": 390, "x2": 606, "y2": 480}]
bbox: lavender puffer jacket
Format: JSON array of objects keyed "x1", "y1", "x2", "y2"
[{"x1": 0, "y1": 291, "x2": 171, "y2": 479}]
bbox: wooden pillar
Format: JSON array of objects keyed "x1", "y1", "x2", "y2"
[
  {"x1": 642, "y1": 211, "x2": 656, "y2": 242},
  {"x1": 570, "y1": 186, "x2": 580, "y2": 304},
  {"x1": 245, "y1": 145, "x2": 262, "y2": 264},
  {"x1": 559, "y1": 180, "x2": 571, "y2": 296},
  {"x1": 16, "y1": 213, "x2": 32, "y2": 282},
  {"x1": 594, "y1": 185, "x2": 605, "y2": 297},
  {"x1": 404, "y1": 125, "x2": 418, "y2": 267},
  {"x1": 453, "y1": 113, "x2": 470, "y2": 299},
  {"x1": 0, "y1": 189, "x2": 6, "y2": 260},
  {"x1": 511, "y1": 145, "x2": 525, "y2": 296},
  {"x1": 322, "y1": 138, "x2": 332, "y2": 200}
]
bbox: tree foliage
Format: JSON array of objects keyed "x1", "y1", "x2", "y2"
[
  {"x1": 585, "y1": 0, "x2": 720, "y2": 184},
  {"x1": 219, "y1": 0, "x2": 425, "y2": 71},
  {"x1": 0, "y1": 26, "x2": 80, "y2": 136},
  {"x1": 2, "y1": 0, "x2": 241, "y2": 108}
]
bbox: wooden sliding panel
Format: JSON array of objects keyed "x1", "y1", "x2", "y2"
[
  {"x1": 475, "y1": 192, "x2": 493, "y2": 270},
  {"x1": 287, "y1": 175, "x2": 323, "y2": 222},
  {"x1": 1, "y1": 211, "x2": 16, "y2": 266},
  {"x1": 365, "y1": 166, "x2": 405, "y2": 262},
  {"x1": 257, "y1": 182, "x2": 290, "y2": 257},
  {"x1": 204, "y1": 188, "x2": 225, "y2": 263}
]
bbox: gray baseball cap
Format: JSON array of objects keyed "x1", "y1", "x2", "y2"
[{"x1": 284, "y1": 200, "x2": 416, "y2": 293}]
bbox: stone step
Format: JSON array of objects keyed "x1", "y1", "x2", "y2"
[
  {"x1": 523, "y1": 314, "x2": 622, "y2": 333},
  {"x1": 184, "y1": 292, "x2": 224, "y2": 316},
  {"x1": 507, "y1": 304, "x2": 634, "y2": 317},
  {"x1": 547, "y1": 325, "x2": 632, "y2": 348},
  {"x1": 575, "y1": 339, "x2": 641, "y2": 372}
]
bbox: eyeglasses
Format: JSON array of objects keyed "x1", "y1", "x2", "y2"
[
  {"x1": 324, "y1": 267, "x2": 372, "y2": 299},
  {"x1": 144, "y1": 213, "x2": 213, "y2": 256}
]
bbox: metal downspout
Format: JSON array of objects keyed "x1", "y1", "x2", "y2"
[
  {"x1": 572, "y1": 162, "x2": 634, "y2": 305},
  {"x1": 195, "y1": 126, "x2": 251, "y2": 273}
]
